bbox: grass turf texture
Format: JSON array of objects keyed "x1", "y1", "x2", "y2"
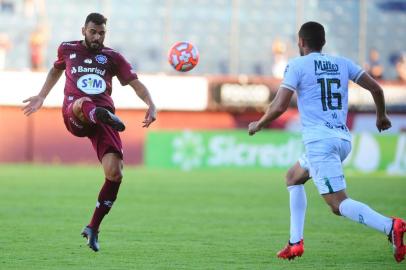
[{"x1": 0, "y1": 164, "x2": 405, "y2": 270}]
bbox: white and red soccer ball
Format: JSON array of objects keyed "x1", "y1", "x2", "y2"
[{"x1": 168, "y1": 41, "x2": 199, "y2": 72}]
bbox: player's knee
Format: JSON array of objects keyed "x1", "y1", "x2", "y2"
[
  {"x1": 285, "y1": 168, "x2": 298, "y2": 186},
  {"x1": 106, "y1": 168, "x2": 122, "y2": 182},
  {"x1": 73, "y1": 97, "x2": 92, "y2": 115}
]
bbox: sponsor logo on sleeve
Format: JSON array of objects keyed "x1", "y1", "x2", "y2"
[
  {"x1": 77, "y1": 74, "x2": 106, "y2": 95},
  {"x1": 95, "y1": 54, "x2": 107, "y2": 64}
]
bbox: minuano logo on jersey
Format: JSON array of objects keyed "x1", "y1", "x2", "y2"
[
  {"x1": 77, "y1": 74, "x2": 106, "y2": 95},
  {"x1": 95, "y1": 54, "x2": 107, "y2": 64}
]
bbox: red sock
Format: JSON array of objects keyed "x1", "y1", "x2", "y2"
[
  {"x1": 81, "y1": 100, "x2": 97, "y2": 124},
  {"x1": 88, "y1": 179, "x2": 121, "y2": 231}
]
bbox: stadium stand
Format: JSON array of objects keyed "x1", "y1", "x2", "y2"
[{"x1": 0, "y1": 0, "x2": 405, "y2": 78}]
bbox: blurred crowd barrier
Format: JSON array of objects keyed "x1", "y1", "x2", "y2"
[
  {"x1": 2, "y1": 71, "x2": 406, "y2": 112},
  {"x1": 1, "y1": 71, "x2": 405, "y2": 166}
]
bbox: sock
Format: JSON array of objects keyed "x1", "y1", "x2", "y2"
[
  {"x1": 339, "y1": 198, "x2": 393, "y2": 235},
  {"x1": 88, "y1": 179, "x2": 121, "y2": 231},
  {"x1": 288, "y1": 185, "x2": 307, "y2": 243},
  {"x1": 81, "y1": 100, "x2": 97, "y2": 124}
]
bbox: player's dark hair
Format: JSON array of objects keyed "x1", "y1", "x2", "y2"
[
  {"x1": 298, "y1": 21, "x2": 325, "y2": 51},
  {"x1": 85, "y1": 13, "x2": 107, "y2": 26}
]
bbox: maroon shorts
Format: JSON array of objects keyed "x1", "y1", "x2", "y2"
[{"x1": 62, "y1": 103, "x2": 123, "y2": 162}]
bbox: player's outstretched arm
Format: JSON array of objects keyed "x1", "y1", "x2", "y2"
[
  {"x1": 128, "y1": 79, "x2": 157, "y2": 128},
  {"x1": 356, "y1": 73, "x2": 392, "y2": 132},
  {"x1": 248, "y1": 87, "x2": 293, "y2": 136},
  {"x1": 22, "y1": 67, "x2": 64, "y2": 116}
]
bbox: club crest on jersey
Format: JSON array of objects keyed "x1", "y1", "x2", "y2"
[
  {"x1": 84, "y1": 58, "x2": 92, "y2": 64},
  {"x1": 95, "y1": 54, "x2": 107, "y2": 64}
]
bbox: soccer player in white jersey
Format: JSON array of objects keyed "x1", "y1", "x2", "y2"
[{"x1": 248, "y1": 21, "x2": 405, "y2": 263}]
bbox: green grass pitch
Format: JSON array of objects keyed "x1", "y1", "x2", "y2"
[{"x1": 0, "y1": 164, "x2": 405, "y2": 269}]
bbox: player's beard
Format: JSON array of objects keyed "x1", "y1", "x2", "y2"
[{"x1": 84, "y1": 37, "x2": 103, "y2": 51}]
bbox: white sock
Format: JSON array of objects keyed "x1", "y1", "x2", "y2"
[
  {"x1": 288, "y1": 185, "x2": 307, "y2": 243},
  {"x1": 339, "y1": 198, "x2": 393, "y2": 235}
]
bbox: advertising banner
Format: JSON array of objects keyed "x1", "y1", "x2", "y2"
[
  {"x1": 146, "y1": 130, "x2": 406, "y2": 175},
  {"x1": 0, "y1": 72, "x2": 208, "y2": 111}
]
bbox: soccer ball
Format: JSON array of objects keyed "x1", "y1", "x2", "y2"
[{"x1": 168, "y1": 41, "x2": 199, "y2": 72}]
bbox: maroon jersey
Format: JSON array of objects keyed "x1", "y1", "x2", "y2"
[{"x1": 54, "y1": 40, "x2": 137, "y2": 110}]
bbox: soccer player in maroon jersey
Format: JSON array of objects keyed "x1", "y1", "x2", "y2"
[{"x1": 22, "y1": 13, "x2": 157, "y2": 252}]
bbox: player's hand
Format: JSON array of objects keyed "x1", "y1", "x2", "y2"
[
  {"x1": 142, "y1": 105, "x2": 157, "y2": 128},
  {"x1": 376, "y1": 114, "x2": 391, "y2": 132},
  {"x1": 248, "y1": 121, "x2": 261, "y2": 136},
  {"x1": 22, "y1": 95, "x2": 45, "y2": 116}
]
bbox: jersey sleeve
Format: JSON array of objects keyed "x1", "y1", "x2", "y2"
[
  {"x1": 53, "y1": 43, "x2": 66, "y2": 70},
  {"x1": 113, "y1": 52, "x2": 138, "y2": 86},
  {"x1": 280, "y1": 60, "x2": 300, "y2": 91},
  {"x1": 345, "y1": 58, "x2": 364, "y2": 83}
]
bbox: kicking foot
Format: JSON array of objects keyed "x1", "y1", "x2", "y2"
[
  {"x1": 95, "y1": 107, "x2": 125, "y2": 132},
  {"x1": 277, "y1": 239, "x2": 304, "y2": 260},
  {"x1": 389, "y1": 217, "x2": 406, "y2": 263},
  {"x1": 81, "y1": 226, "x2": 100, "y2": 252}
]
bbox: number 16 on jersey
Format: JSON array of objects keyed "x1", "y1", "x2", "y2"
[{"x1": 317, "y1": 78, "x2": 342, "y2": 111}]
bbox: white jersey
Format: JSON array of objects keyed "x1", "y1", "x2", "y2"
[{"x1": 281, "y1": 52, "x2": 364, "y2": 144}]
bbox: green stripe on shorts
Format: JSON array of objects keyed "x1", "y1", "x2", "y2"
[{"x1": 324, "y1": 177, "x2": 334, "y2": 193}]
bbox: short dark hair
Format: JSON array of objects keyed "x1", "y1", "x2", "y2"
[
  {"x1": 298, "y1": 21, "x2": 325, "y2": 51},
  {"x1": 85, "y1": 13, "x2": 107, "y2": 26}
]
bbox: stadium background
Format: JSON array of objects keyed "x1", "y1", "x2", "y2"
[
  {"x1": 0, "y1": 1, "x2": 406, "y2": 269},
  {"x1": 0, "y1": 0, "x2": 405, "y2": 172}
]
